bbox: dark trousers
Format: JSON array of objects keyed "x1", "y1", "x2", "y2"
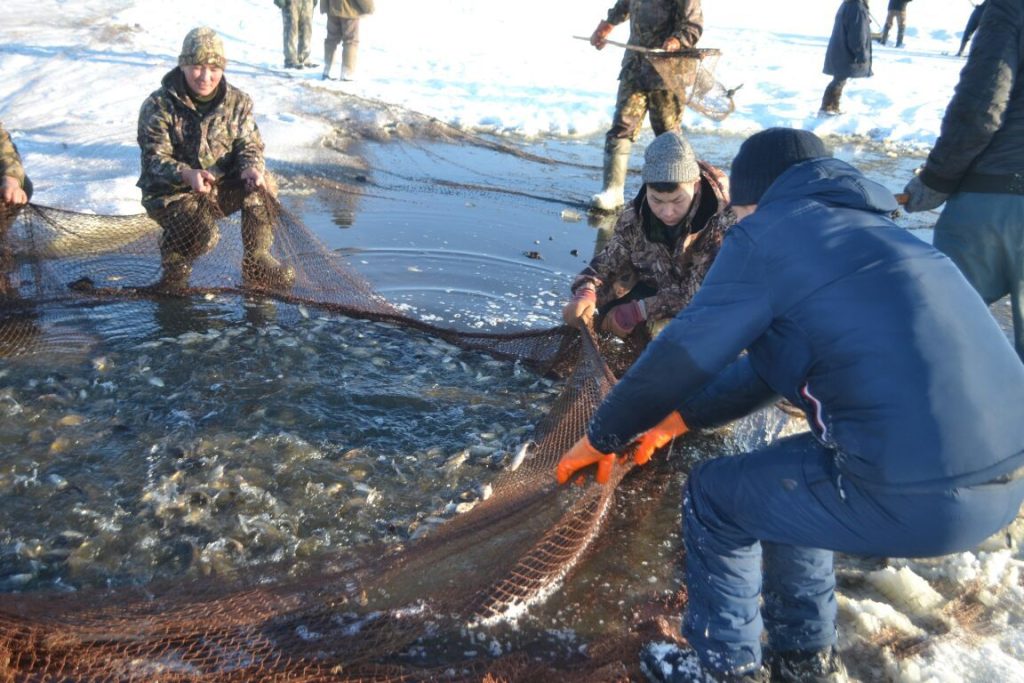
[{"x1": 681, "y1": 431, "x2": 1024, "y2": 674}]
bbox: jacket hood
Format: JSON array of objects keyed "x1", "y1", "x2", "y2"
[{"x1": 756, "y1": 157, "x2": 899, "y2": 215}]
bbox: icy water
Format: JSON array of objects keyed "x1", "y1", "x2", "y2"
[
  {"x1": 0, "y1": 130, "x2": 1020, "y2": 677},
  {"x1": 0, "y1": 295, "x2": 559, "y2": 591}
]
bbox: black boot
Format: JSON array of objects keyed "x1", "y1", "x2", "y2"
[
  {"x1": 768, "y1": 646, "x2": 849, "y2": 683},
  {"x1": 152, "y1": 252, "x2": 193, "y2": 294},
  {"x1": 640, "y1": 642, "x2": 769, "y2": 683},
  {"x1": 818, "y1": 79, "x2": 845, "y2": 117},
  {"x1": 241, "y1": 207, "x2": 295, "y2": 291}
]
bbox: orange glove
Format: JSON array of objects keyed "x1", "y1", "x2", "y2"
[
  {"x1": 590, "y1": 20, "x2": 614, "y2": 49},
  {"x1": 556, "y1": 436, "x2": 616, "y2": 485},
  {"x1": 633, "y1": 411, "x2": 688, "y2": 466}
]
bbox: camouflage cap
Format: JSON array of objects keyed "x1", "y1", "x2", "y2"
[{"x1": 178, "y1": 27, "x2": 227, "y2": 69}]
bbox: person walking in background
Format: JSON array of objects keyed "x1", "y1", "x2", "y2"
[
  {"x1": 275, "y1": 0, "x2": 318, "y2": 69},
  {"x1": 556, "y1": 127, "x2": 1024, "y2": 683},
  {"x1": 820, "y1": 0, "x2": 873, "y2": 116},
  {"x1": 321, "y1": 0, "x2": 374, "y2": 81},
  {"x1": 137, "y1": 27, "x2": 295, "y2": 294},
  {"x1": 903, "y1": 0, "x2": 1024, "y2": 363},
  {"x1": 0, "y1": 121, "x2": 32, "y2": 297},
  {"x1": 588, "y1": 0, "x2": 703, "y2": 212},
  {"x1": 879, "y1": 0, "x2": 912, "y2": 48},
  {"x1": 562, "y1": 131, "x2": 732, "y2": 342},
  {"x1": 957, "y1": 0, "x2": 989, "y2": 56}
]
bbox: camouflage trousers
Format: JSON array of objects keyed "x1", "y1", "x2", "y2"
[
  {"x1": 605, "y1": 78, "x2": 684, "y2": 143},
  {"x1": 281, "y1": 0, "x2": 315, "y2": 67},
  {"x1": 147, "y1": 178, "x2": 275, "y2": 266}
]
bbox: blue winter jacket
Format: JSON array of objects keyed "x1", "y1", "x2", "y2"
[{"x1": 588, "y1": 157, "x2": 1024, "y2": 493}]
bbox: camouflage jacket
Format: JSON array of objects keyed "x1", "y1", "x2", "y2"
[
  {"x1": 571, "y1": 160, "x2": 732, "y2": 322},
  {"x1": 137, "y1": 68, "x2": 265, "y2": 211},
  {"x1": 606, "y1": 0, "x2": 703, "y2": 89},
  {"x1": 0, "y1": 121, "x2": 26, "y2": 187}
]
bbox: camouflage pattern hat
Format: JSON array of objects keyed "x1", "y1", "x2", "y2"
[{"x1": 178, "y1": 27, "x2": 227, "y2": 69}]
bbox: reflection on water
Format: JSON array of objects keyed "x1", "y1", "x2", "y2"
[{"x1": 0, "y1": 295, "x2": 558, "y2": 592}]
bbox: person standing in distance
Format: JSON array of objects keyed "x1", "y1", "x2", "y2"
[{"x1": 588, "y1": 0, "x2": 703, "y2": 212}]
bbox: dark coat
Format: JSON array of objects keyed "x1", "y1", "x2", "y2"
[
  {"x1": 921, "y1": 0, "x2": 1024, "y2": 193},
  {"x1": 823, "y1": 0, "x2": 873, "y2": 79},
  {"x1": 888, "y1": 0, "x2": 912, "y2": 11},
  {"x1": 587, "y1": 157, "x2": 1024, "y2": 494}
]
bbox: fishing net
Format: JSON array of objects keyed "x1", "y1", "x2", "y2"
[
  {"x1": 0, "y1": 189, "x2": 701, "y2": 681},
  {"x1": 646, "y1": 48, "x2": 736, "y2": 122}
]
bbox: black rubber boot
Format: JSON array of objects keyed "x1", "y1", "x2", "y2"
[
  {"x1": 640, "y1": 642, "x2": 770, "y2": 683},
  {"x1": 153, "y1": 252, "x2": 193, "y2": 294},
  {"x1": 241, "y1": 207, "x2": 295, "y2": 291},
  {"x1": 768, "y1": 646, "x2": 849, "y2": 683}
]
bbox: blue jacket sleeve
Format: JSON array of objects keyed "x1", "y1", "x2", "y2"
[
  {"x1": 676, "y1": 355, "x2": 777, "y2": 430},
  {"x1": 587, "y1": 228, "x2": 774, "y2": 452}
]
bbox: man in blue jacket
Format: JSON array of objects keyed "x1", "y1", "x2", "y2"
[{"x1": 557, "y1": 128, "x2": 1024, "y2": 682}]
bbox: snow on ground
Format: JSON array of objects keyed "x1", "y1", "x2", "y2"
[
  {"x1": 2, "y1": 2, "x2": 1022, "y2": 680},
  {"x1": 0, "y1": 0, "x2": 980, "y2": 213}
]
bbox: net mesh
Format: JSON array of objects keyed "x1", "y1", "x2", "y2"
[
  {"x1": 646, "y1": 48, "x2": 736, "y2": 122},
  {"x1": 0, "y1": 192, "x2": 684, "y2": 681}
]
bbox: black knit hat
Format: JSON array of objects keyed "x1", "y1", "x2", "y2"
[{"x1": 729, "y1": 128, "x2": 830, "y2": 205}]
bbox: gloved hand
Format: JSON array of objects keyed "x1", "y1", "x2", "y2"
[
  {"x1": 602, "y1": 299, "x2": 646, "y2": 337},
  {"x1": 590, "y1": 20, "x2": 614, "y2": 49},
  {"x1": 902, "y1": 174, "x2": 950, "y2": 213},
  {"x1": 562, "y1": 286, "x2": 597, "y2": 328},
  {"x1": 633, "y1": 411, "x2": 688, "y2": 465},
  {"x1": 661, "y1": 36, "x2": 682, "y2": 52},
  {"x1": 556, "y1": 435, "x2": 616, "y2": 485}
]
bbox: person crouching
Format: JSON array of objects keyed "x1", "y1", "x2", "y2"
[{"x1": 136, "y1": 26, "x2": 295, "y2": 293}]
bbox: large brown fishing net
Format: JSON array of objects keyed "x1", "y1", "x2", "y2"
[{"x1": 0, "y1": 191, "x2": 691, "y2": 681}]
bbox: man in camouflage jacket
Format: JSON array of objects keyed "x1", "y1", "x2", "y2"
[
  {"x1": 137, "y1": 27, "x2": 294, "y2": 293},
  {"x1": 1, "y1": 121, "x2": 32, "y2": 297},
  {"x1": 589, "y1": 0, "x2": 703, "y2": 211},
  {"x1": 563, "y1": 132, "x2": 732, "y2": 342}
]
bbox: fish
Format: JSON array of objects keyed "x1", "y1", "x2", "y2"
[{"x1": 507, "y1": 441, "x2": 535, "y2": 472}]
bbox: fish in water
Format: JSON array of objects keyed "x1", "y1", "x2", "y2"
[{"x1": 507, "y1": 441, "x2": 535, "y2": 472}]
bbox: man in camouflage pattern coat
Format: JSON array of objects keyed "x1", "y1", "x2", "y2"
[
  {"x1": 275, "y1": 0, "x2": 318, "y2": 69},
  {"x1": 0, "y1": 121, "x2": 32, "y2": 297},
  {"x1": 137, "y1": 27, "x2": 294, "y2": 293},
  {"x1": 589, "y1": 0, "x2": 703, "y2": 211},
  {"x1": 563, "y1": 131, "x2": 732, "y2": 343}
]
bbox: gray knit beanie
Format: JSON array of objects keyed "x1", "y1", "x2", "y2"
[{"x1": 642, "y1": 132, "x2": 700, "y2": 185}]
